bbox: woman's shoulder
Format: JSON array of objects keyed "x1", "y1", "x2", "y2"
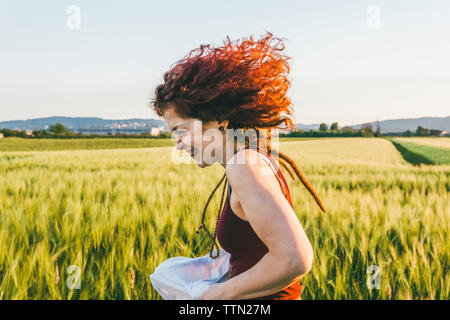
[
  {"x1": 225, "y1": 148, "x2": 281, "y2": 194},
  {"x1": 226, "y1": 148, "x2": 271, "y2": 176}
]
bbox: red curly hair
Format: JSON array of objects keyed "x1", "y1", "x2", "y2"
[
  {"x1": 150, "y1": 32, "x2": 326, "y2": 259},
  {"x1": 151, "y1": 31, "x2": 294, "y2": 130}
]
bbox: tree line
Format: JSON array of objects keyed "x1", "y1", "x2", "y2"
[
  {"x1": 0, "y1": 123, "x2": 171, "y2": 139},
  {"x1": 281, "y1": 123, "x2": 447, "y2": 138},
  {"x1": 0, "y1": 122, "x2": 447, "y2": 139}
]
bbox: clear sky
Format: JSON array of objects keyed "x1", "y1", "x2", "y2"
[{"x1": 1, "y1": 0, "x2": 449, "y2": 126}]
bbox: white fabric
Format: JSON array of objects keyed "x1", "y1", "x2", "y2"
[{"x1": 149, "y1": 248, "x2": 231, "y2": 300}]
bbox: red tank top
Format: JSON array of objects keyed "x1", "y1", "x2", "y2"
[{"x1": 216, "y1": 148, "x2": 303, "y2": 300}]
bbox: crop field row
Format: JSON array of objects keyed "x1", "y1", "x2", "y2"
[{"x1": 389, "y1": 138, "x2": 450, "y2": 165}]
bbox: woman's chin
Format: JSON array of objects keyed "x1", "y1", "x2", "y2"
[
  {"x1": 192, "y1": 156, "x2": 212, "y2": 168},
  {"x1": 195, "y1": 160, "x2": 210, "y2": 168}
]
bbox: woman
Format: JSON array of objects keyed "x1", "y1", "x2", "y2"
[{"x1": 151, "y1": 32, "x2": 326, "y2": 300}]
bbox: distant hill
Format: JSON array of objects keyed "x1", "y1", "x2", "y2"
[
  {"x1": 294, "y1": 116, "x2": 450, "y2": 134},
  {"x1": 0, "y1": 116, "x2": 168, "y2": 131},
  {"x1": 293, "y1": 123, "x2": 321, "y2": 131},
  {"x1": 1, "y1": 115, "x2": 449, "y2": 134},
  {"x1": 350, "y1": 116, "x2": 450, "y2": 133}
]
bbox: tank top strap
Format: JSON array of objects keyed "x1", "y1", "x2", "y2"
[
  {"x1": 246, "y1": 147, "x2": 294, "y2": 208},
  {"x1": 255, "y1": 152, "x2": 287, "y2": 197}
]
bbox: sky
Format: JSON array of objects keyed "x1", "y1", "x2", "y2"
[{"x1": 0, "y1": 0, "x2": 449, "y2": 126}]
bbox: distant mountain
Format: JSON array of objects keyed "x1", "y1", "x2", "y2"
[
  {"x1": 1, "y1": 115, "x2": 449, "y2": 134},
  {"x1": 0, "y1": 116, "x2": 168, "y2": 131},
  {"x1": 293, "y1": 123, "x2": 321, "y2": 131},
  {"x1": 350, "y1": 116, "x2": 450, "y2": 133},
  {"x1": 294, "y1": 116, "x2": 450, "y2": 134}
]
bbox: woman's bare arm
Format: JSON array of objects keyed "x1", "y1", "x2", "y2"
[{"x1": 220, "y1": 149, "x2": 314, "y2": 300}]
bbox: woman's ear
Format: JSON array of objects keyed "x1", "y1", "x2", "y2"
[{"x1": 218, "y1": 120, "x2": 229, "y2": 131}]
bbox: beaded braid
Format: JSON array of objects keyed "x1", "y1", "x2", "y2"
[
  {"x1": 195, "y1": 172, "x2": 228, "y2": 259},
  {"x1": 196, "y1": 127, "x2": 327, "y2": 259}
]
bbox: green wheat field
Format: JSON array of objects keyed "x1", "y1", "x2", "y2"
[{"x1": 0, "y1": 137, "x2": 448, "y2": 299}]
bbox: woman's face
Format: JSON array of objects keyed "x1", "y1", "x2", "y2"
[{"x1": 163, "y1": 104, "x2": 227, "y2": 168}]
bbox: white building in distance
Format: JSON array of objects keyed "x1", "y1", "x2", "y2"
[{"x1": 151, "y1": 127, "x2": 160, "y2": 136}]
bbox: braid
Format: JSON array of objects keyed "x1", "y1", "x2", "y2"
[
  {"x1": 278, "y1": 156, "x2": 296, "y2": 181},
  {"x1": 264, "y1": 128, "x2": 327, "y2": 213},
  {"x1": 195, "y1": 172, "x2": 228, "y2": 259},
  {"x1": 196, "y1": 128, "x2": 326, "y2": 259},
  {"x1": 269, "y1": 148, "x2": 327, "y2": 214}
]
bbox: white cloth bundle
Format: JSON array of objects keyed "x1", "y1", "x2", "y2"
[{"x1": 149, "y1": 248, "x2": 231, "y2": 300}]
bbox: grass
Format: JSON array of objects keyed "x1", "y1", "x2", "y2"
[
  {"x1": 0, "y1": 137, "x2": 334, "y2": 153},
  {"x1": 0, "y1": 137, "x2": 335, "y2": 153},
  {"x1": 389, "y1": 138, "x2": 450, "y2": 165},
  {"x1": 0, "y1": 137, "x2": 174, "y2": 152},
  {"x1": 394, "y1": 137, "x2": 450, "y2": 150},
  {"x1": 0, "y1": 138, "x2": 448, "y2": 299}
]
